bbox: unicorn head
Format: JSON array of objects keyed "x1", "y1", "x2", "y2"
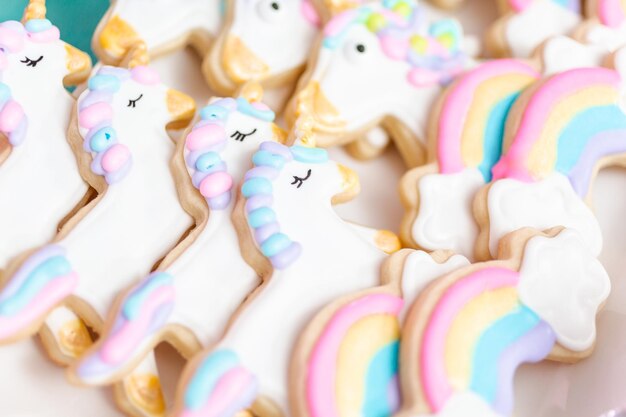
[
  {"x1": 287, "y1": 1, "x2": 465, "y2": 162},
  {"x1": 241, "y1": 142, "x2": 359, "y2": 269},
  {"x1": 0, "y1": 0, "x2": 91, "y2": 146},
  {"x1": 184, "y1": 87, "x2": 287, "y2": 210},
  {"x1": 479, "y1": 66, "x2": 626, "y2": 258},
  {"x1": 77, "y1": 61, "x2": 196, "y2": 184},
  {"x1": 576, "y1": 0, "x2": 626, "y2": 51},
  {"x1": 206, "y1": 0, "x2": 321, "y2": 93},
  {"x1": 94, "y1": 0, "x2": 221, "y2": 64}
]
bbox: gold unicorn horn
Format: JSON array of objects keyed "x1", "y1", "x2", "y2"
[
  {"x1": 124, "y1": 41, "x2": 150, "y2": 68},
  {"x1": 23, "y1": 0, "x2": 46, "y2": 22},
  {"x1": 238, "y1": 82, "x2": 264, "y2": 103}
]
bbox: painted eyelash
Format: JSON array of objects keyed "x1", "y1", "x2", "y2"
[
  {"x1": 291, "y1": 169, "x2": 312, "y2": 188},
  {"x1": 127, "y1": 94, "x2": 144, "y2": 108},
  {"x1": 231, "y1": 128, "x2": 257, "y2": 142},
  {"x1": 20, "y1": 56, "x2": 43, "y2": 67}
]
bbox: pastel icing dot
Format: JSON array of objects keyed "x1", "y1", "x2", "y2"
[
  {"x1": 24, "y1": 19, "x2": 52, "y2": 33},
  {"x1": 101, "y1": 144, "x2": 131, "y2": 173},
  {"x1": 254, "y1": 222, "x2": 280, "y2": 243},
  {"x1": 186, "y1": 124, "x2": 226, "y2": 151},
  {"x1": 0, "y1": 100, "x2": 24, "y2": 131},
  {"x1": 245, "y1": 194, "x2": 274, "y2": 213},
  {"x1": 410, "y1": 35, "x2": 428, "y2": 55},
  {"x1": 261, "y1": 233, "x2": 293, "y2": 257},
  {"x1": 366, "y1": 13, "x2": 387, "y2": 33},
  {"x1": 131, "y1": 66, "x2": 161, "y2": 85},
  {"x1": 242, "y1": 177, "x2": 272, "y2": 197},
  {"x1": 248, "y1": 207, "x2": 276, "y2": 228},
  {"x1": 199, "y1": 171, "x2": 233, "y2": 199},
  {"x1": 89, "y1": 127, "x2": 117, "y2": 152},
  {"x1": 380, "y1": 36, "x2": 409, "y2": 60},
  {"x1": 88, "y1": 75, "x2": 121, "y2": 93},
  {"x1": 79, "y1": 102, "x2": 113, "y2": 129},
  {"x1": 195, "y1": 152, "x2": 222, "y2": 172},
  {"x1": 392, "y1": 1, "x2": 412, "y2": 17},
  {"x1": 437, "y1": 33, "x2": 455, "y2": 50}
]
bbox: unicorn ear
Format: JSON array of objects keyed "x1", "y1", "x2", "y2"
[{"x1": 429, "y1": 19, "x2": 463, "y2": 53}]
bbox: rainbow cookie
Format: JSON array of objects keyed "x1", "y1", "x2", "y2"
[
  {"x1": 486, "y1": 0, "x2": 582, "y2": 58},
  {"x1": 171, "y1": 142, "x2": 400, "y2": 417},
  {"x1": 93, "y1": 0, "x2": 221, "y2": 65},
  {"x1": 400, "y1": 59, "x2": 539, "y2": 259},
  {"x1": 285, "y1": 1, "x2": 468, "y2": 168},
  {"x1": 473, "y1": 66, "x2": 626, "y2": 260},
  {"x1": 0, "y1": 46, "x2": 196, "y2": 417},
  {"x1": 395, "y1": 227, "x2": 610, "y2": 417},
  {"x1": 291, "y1": 249, "x2": 469, "y2": 417}
]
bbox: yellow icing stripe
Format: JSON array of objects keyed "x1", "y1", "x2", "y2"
[
  {"x1": 336, "y1": 314, "x2": 400, "y2": 416},
  {"x1": 527, "y1": 86, "x2": 618, "y2": 178},
  {"x1": 461, "y1": 74, "x2": 536, "y2": 168},
  {"x1": 444, "y1": 287, "x2": 519, "y2": 391}
]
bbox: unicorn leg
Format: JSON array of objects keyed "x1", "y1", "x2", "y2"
[
  {"x1": 344, "y1": 126, "x2": 390, "y2": 161},
  {"x1": 115, "y1": 353, "x2": 168, "y2": 417},
  {"x1": 71, "y1": 272, "x2": 175, "y2": 385},
  {"x1": 346, "y1": 222, "x2": 401, "y2": 254},
  {"x1": 175, "y1": 349, "x2": 259, "y2": 417},
  {"x1": 0, "y1": 245, "x2": 78, "y2": 343},
  {"x1": 39, "y1": 305, "x2": 92, "y2": 364}
]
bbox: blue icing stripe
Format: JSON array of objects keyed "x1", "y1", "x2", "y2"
[
  {"x1": 88, "y1": 74, "x2": 121, "y2": 92},
  {"x1": 555, "y1": 105, "x2": 626, "y2": 175},
  {"x1": 322, "y1": 7, "x2": 372, "y2": 49},
  {"x1": 291, "y1": 146, "x2": 329, "y2": 164},
  {"x1": 478, "y1": 92, "x2": 520, "y2": 182},
  {"x1": 248, "y1": 207, "x2": 276, "y2": 228},
  {"x1": 185, "y1": 349, "x2": 240, "y2": 410},
  {"x1": 122, "y1": 272, "x2": 173, "y2": 321},
  {"x1": 195, "y1": 152, "x2": 223, "y2": 172},
  {"x1": 0, "y1": 83, "x2": 11, "y2": 106},
  {"x1": 261, "y1": 233, "x2": 292, "y2": 257},
  {"x1": 89, "y1": 126, "x2": 117, "y2": 152},
  {"x1": 0, "y1": 256, "x2": 71, "y2": 316},
  {"x1": 469, "y1": 306, "x2": 540, "y2": 404},
  {"x1": 200, "y1": 103, "x2": 230, "y2": 121},
  {"x1": 24, "y1": 18, "x2": 52, "y2": 33},
  {"x1": 362, "y1": 341, "x2": 400, "y2": 417},
  {"x1": 242, "y1": 177, "x2": 272, "y2": 197},
  {"x1": 253, "y1": 150, "x2": 286, "y2": 170},
  {"x1": 236, "y1": 98, "x2": 275, "y2": 122}
]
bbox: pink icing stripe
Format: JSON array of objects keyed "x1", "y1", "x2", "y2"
[
  {"x1": 28, "y1": 26, "x2": 60, "y2": 43},
  {"x1": 100, "y1": 285, "x2": 175, "y2": 364},
  {"x1": 199, "y1": 367, "x2": 255, "y2": 417},
  {"x1": 0, "y1": 26, "x2": 26, "y2": 52},
  {"x1": 0, "y1": 100, "x2": 25, "y2": 131},
  {"x1": 492, "y1": 67, "x2": 621, "y2": 182},
  {"x1": 307, "y1": 293, "x2": 403, "y2": 417},
  {"x1": 438, "y1": 60, "x2": 539, "y2": 174},
  {"x1": 324, "y1": 9, "x2": 359, "y2": 37},
  {"x1": 131, "y1": 66, "x2": 161, "y2": 85},
  {"x1": 101, "y1": 144, "x2": 131, "y2": 173},
  {"x1": 301, "y1": 0, "x2": 321, "y2": 28},
  {"x1": 186, "y1": 124, "x2": 226, "y2": 151},
  {"x1": 508, "y1": 0, "x2": 533, "y2": 12},
  {"x1": 598, "y1": 0, "x2": 626, "y2": 28},
  {"x1": 79, "y1": 102, "x2": 113, "y2": 129},
  {"x1": 0, "y1": 273, "x2": 78, "y2": 339},
  {"x1": 420, "y1": 267, "x2": 519, "y2": 411}
]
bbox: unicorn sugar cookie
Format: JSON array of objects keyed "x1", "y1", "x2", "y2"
[
  {"x1": 473, "y1": 65, "x2": 626, "y2": 260},
  {"x1": 572, "y1": 0, "x2": 626, "y2": 52},
  {"x1": 290, "y1": 248, "x2": 469, "y2": 417},
  {"x1": 285, "y1": 1, "x2": 467, "y2": 168},
  {"x1": 486, "y1": 0, "x2": 582, "y2": 58},
  {"x1": 170, "y1": 142, "x2": 400, "y2": 417},
  {"x1": 0, "y1": 47, "x2": 196, "y2": 416},
  {"x1": 93, "y1": 0, "x2": 221, "y2": 65},
  {"x1": 394, "y1": 227, "x2": 610, "y2": 417},
  {"x1": 399, "y1": 59, "x2": 539, "y2": 259}
]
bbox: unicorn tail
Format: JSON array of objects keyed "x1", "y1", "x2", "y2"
[
  {"x1": 178, "y1": 349, "x2": 258, "y2": 417},
  {"x1": 73, "y1": 272, "x2": 175, "y2": 385},
  {"x1": 0, "y1": 245, "x2": 78, "y2": 341},
  {"x1": 305, "y1": 293, "x2": 404, "y2": 417}
]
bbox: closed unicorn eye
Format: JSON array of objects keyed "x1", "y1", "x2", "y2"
[
  {"x1": 21, "y1": 56, "x2": 43, "y2": 68},
  {"x1": 127, "y1": 94, "x2": 143, "y2": 108},
  {"x1": 291, "y1": 169, "x2": 312, "y2": 188},
  {"x1": 230, "y1": 128, "x2": 257, "y2": 142}
]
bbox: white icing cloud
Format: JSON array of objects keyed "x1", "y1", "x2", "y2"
[
  {"x1": 518, "y1": 229, "x2": 611, "y2": 351},
  {"x1": 420, "y1": 392, "x2": 503, "y2": 417}
]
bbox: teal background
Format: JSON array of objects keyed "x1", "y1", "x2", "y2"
[{"x1": 0, "y1": 0, "x2": 110, "y2": 62}]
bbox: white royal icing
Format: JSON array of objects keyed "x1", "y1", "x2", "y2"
[
  {"x1": 486, "y1": 173, "x2": 603, "y2": 258},
  {"x1": 105, "y1": 0, "x2": 221, "y2": 52},
  {"x1": 505, "y1": 0, "x2": 581, "y2": 58},
  {"x1": 423, "y1": 391, "x2": 504, "y2": 417},
  {"x1": 541, "y1": 35, "x2": 609, "y2": 75},
  {"x1": 400, "y1": 250, "x2": 470, "y2": 321},
  {"x1": 412, "y1": 168, "x2": 484, "y2": 259},
  {"x1": 228, "y1": 0, "x2": 319, "y2": 77},
  {"x1": 518, "y1": 229, "x2": 610, "y2": 351},
  {"x1": 62, "y1": 77, "x2": 192, "y2": 316},
  {"x1": 217, "y1": 155, "x2": 387, "y2": 410},
  {"x1": 584, "y1": 21, "x2": 626, "y2": 53},
  {"x1": 0, "y1": 36, "x2": 87, "y2": 268}
]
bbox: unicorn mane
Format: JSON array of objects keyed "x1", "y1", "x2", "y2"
[
  {"x1": 596, "y1": 0, "x2": 626, "y2": 28},
  {"x1": 185, "y1": 98, "x2": 276, "y2": 210},
  {"x1": 322, "y1": 0, "x2": 466, "y2": 87},
  {"x1": 241, "y1": 142, "x2": 329, "y2": 269},
  {"x1": 77, "y1": 65, "x2": 162, "y2": 184},
  {"x1": 0, "y1": 19, "x2": 61, "y2": 146}
]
